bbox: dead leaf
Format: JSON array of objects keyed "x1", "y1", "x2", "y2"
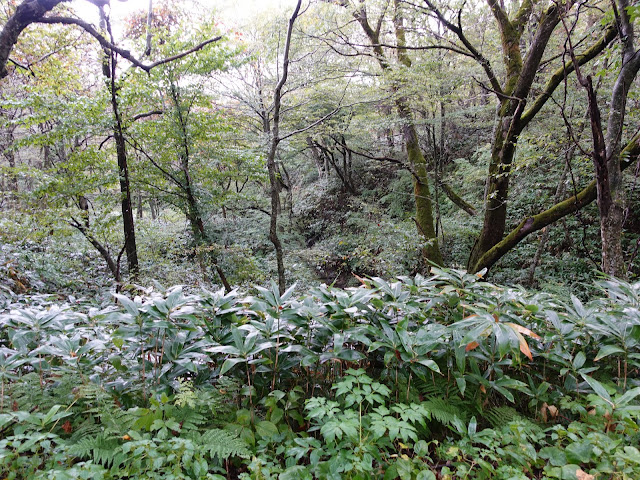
[
  {"x1": 506, "y1": 322, "x2": 541, "y2": 340},
  {"x1": 576, "y1": 469, "x2": 594, "y2": 480},
  {"x1": 515, "y1": 332, "x2": 533, "y2": 360},
  {"x1": 465, "y1": 341, "x2": 480, "y2": 352}
]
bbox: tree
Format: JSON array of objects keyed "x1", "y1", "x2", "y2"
[
  {"x1": 99, "y1": 6, "x2": 139, "y2": 275},
  {"x1": 265, "y1": 0, "x2": 303, "y2": 294},
  {"x1": 338, "y1": 0, "x2": 443, "y2": 265},
  {"x1": 416, "y1": 0, "x2": 622, "y2": 272},
  {"x1": 124, "y1": 14, "x2": 242, "y2": 290},
  {"x1": 562, "y1": 0, "x2": 640, "y2": 276}
]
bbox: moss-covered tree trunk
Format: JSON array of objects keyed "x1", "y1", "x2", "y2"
[{"x1": 354, "y1": 1, "x2": 442, "y2": 265}]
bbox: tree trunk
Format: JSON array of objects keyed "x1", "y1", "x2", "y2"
[
  {"x1": 0, "y1": 126, "x2": 17, "y2": 194},
  {"x1": 470, "y1": 133, "x2": 640, "y2": 272},
  {"x1": 565, "y1": 0, "x2": 640, "y2": 277},
  {"x1": 0, "y1": 0, "x2": 68, "y2": 79},
  {"x1": 169, "y1": 82, "x2": 232, "y2": 292},
  {"x1": 101, "y1": 10, "x2": 139, "y2": 276},
  {"x1": 264, "y1": 0, "x2": 302, "y2": 294},
  {"x1": 353, "y1": 0, "x2": 442, "y2": 265}
]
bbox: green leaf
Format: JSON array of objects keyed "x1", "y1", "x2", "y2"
[
  {"x1": 539, "y1": 446, "x2": 567, "y2": 466},
  {"x1": 220, "y1": 357, "x2": 246, "y2": 375},
  {"x1": 573, "y1": 351, "x2": 586, "y2": 369},
  {"x1": 594, "y1": 345, "x2": 625, "y2": 361},
  {"x1": 616, "y1": 387, "x2": 640, "y2": 406},
  {"x1": 280, "y1": 466, "x2": 312, "y2": 480},
  {"x1": 255, "y1": 420, "x2": 279, "y2": 439},
  {"x1": 396, "y1": 458, "x2": 413, "y2": 480},
  {"x1": 416, "y1": 471, "x2": 437, "y2": 480},
  {"x1": 414, "y1": 440, "x2": 429, "y2": 457},
  {"x1": 620, "y1": 446, "x2": 640, "y2": 464},
  {"x1": 560, "y1": 464, "x2": 581, "y2": 479},
  {"x1": 580, "y1": 374, "x2": 612, "y2": 405},
  {"x1": 113, "y1": 294, "x2": 139, "y2": 317},
  {"x1": 565, "y1": 441, "x2": 593, "y2": 464},
  {"x1": 417, "y1": 358, "x2": 441, "y2": 373}
]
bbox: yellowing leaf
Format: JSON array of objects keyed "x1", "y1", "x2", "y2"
[
  {"x1": 514, "y1": 331, "x2": 533, "y2": 360},
  {"x1": 506, "y1": 322, "x2": 541, "y2": 340}
]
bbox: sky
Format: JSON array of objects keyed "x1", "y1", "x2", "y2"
[{"x1": 71, "y1": 0, "x2": 298, "y2": 30}]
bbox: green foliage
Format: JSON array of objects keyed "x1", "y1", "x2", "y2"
[{"x1": 1, "y1": 270, "x2": 640, "y2": 477}]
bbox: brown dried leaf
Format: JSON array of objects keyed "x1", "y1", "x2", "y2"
[{"x1": 576, "y1": 469, "x2": 594, "y2": 480}]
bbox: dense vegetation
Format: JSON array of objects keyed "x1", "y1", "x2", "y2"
[
  {"x1": 1, "y1": 0, "x2": 640, "y2": 478},
  {"x1": 1, "y1": 271, "x2": 640, "y2": 479}
]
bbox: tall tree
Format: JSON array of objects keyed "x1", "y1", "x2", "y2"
[
  {"x1": 100, "y1": 7, "x2": 139, "y2": 275},
  {"x1": 563, "y1": 0, "x2": 640, "y2": 276},
  {"x1": 266, "y1": 0, "x2": 303, "y2": 294},
  {"x1": 347, "y1": 0, "x2": 443, "y2": 265},
  {"x1": 420, "y1": 0, "x2": 617, "y2": 272}
]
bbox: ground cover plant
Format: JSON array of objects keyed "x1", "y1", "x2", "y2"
[{"x1": 1, "y1": 268, "x2": 639, "y2": 479}]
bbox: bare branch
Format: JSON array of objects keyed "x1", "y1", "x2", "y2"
[{"x1": 36, "y1": 16, "x2": 221, "y2": 72}]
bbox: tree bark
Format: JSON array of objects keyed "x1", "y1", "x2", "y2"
[
  {"x1": 0, "y1": 0, "x2": 68, "y2": 79},
  {"x1": 353, "y1": 0, "x2": 443, "y2": 265},
  {"x1": 101, "y1": 10, "x2": 139, "y2": 276}
]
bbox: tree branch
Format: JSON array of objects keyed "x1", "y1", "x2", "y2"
[
  {"x1": 36, "y1": 16, "x2": 221, "y2": 72},
  {"x1": 423, "y1": 0, "x2": 504, "y2": 96},
  {"x1": 471, "y1": 132, "x2": 640, "y2": 272},
  {"x1": 520, "y1": 24, "x2": 616, "y2": 128}
]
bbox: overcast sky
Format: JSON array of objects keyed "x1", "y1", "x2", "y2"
[{"x1": 71, "y1": 0, "x2": 298, "y2": 31}]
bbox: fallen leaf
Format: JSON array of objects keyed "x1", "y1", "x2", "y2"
[{"x1": 576, "y1": 468, "x2": 594, "y2": 480}]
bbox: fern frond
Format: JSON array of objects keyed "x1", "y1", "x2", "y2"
[
  {"x1": 67, "y1": 433, "x2": 123, "y2": 468},
  {"x1": 189, "y1": 428, "x2": 250, "y2": 465},
  {"x1": 484, "y1": 406, "x2": 519, "y2": 429},
  {"x1": 69, "y1": 419, "x2": 103, "y2": 443},
  {"x1": 423, "y1": 397, "x2": 468, "y2": 426}
]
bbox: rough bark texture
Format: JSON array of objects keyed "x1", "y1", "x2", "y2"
[{"x1": 0, "y1": 0, "x2": 68, "y2": 79}]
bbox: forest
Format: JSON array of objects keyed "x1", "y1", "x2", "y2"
[{"x1": 1, "y1": 0, "x2": 640, "y2": 478}]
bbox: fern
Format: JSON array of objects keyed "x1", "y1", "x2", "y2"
[
  {"x1": 423, "y1": 397, "x2": 468, "y2": 426},
  {"x1": 172, "y1": 406, "x2": 208, "y2": 432},
  {"x1": 189, "y1": 428, "x2": 250, "y2": 465},
  {"x1": 484, "y1": 406, "x2": 520, "y2": 429},
  {"x1": 67, "y1": 432, "x2": 124, "y2": 469},
  {"x1": 69, "y1": 418, "x2": 103, "y2": 443}
]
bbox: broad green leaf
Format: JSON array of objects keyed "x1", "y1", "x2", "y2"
[
  {"x1": 594, "y1": 345, "x2": 625, "y2": 361},
  {"x1": 255, "y1": 420, "x2": 279, "y2": 439}
]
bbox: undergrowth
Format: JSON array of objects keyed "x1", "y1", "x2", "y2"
[{"x1": 1, "y1": 268, "x2": 640, "y2": 479}]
